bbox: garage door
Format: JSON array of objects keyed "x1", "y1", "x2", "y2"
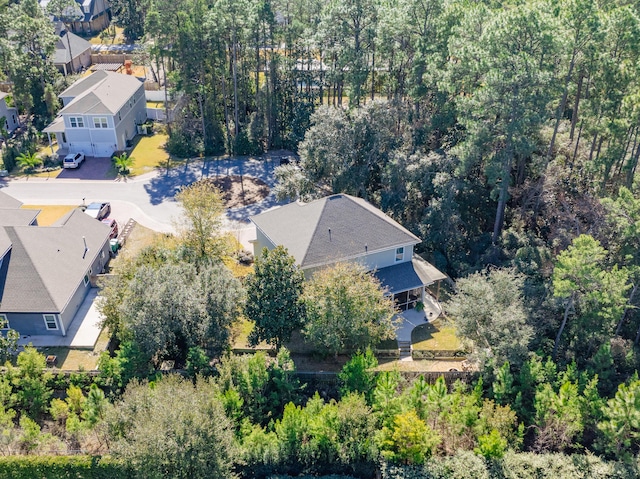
[
  {"x1": 69, "y1": 142, "x2": 92, "y2": 156},
  {"x1": 93, "y1": 143, "x2": 115, "y2": 158}
]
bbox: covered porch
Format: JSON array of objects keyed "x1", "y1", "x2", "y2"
[
  {"x1": 42, "y1": 117, "x2": 68, "y2": 157},
  {"x1": 374, "y1": 256, "x2": 447, "y2": 352}
]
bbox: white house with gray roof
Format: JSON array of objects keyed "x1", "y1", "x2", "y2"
[
  {"x1": 44, "y1": 70, "x2": 146, "y2": 158},
  {"x1": 251, "y1": 194, "x2": 446, "y2": 313},
  {"x1": 0, "y1": 191, "x2": 111, "y2": 336}
]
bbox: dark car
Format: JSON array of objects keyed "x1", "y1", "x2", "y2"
[
  {"x1": 84, "y1": 202, "x2": 111, "y2": 220},
  {"x1": 101, "y1": 218, "x2": 119, "y2": 239}
]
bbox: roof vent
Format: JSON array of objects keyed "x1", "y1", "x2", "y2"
[{"x1": 328, "y1": 228, "x2": 331, "y2": 242}]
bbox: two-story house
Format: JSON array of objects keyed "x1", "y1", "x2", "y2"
[
  {"x1": 250, "y1": 194, "x2": 446, "y2": 314},
  {"x1": 44, "y1": 70, "x2": 146, "y2": 158}
]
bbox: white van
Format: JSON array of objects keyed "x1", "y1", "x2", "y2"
[{"x1": 63, "y1": 153, "x2": 85, "y2": 169}]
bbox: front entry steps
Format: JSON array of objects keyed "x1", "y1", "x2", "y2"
[{"x1": 398, "y1": 340, "x2": 412, "y2": 361}]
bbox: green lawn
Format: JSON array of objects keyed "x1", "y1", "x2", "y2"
[
  {"x1": 411, "y1": 319, "x2": 463, "y2": 351},
  {"x1": 86, "y1": 26, "x2": 126, "y2": 45},
  {"x1": 127, "y1": 133, "x2": 171, "y2": 175},
  {"x1": 39, "y1": 328, "x2": 111, "y2": 370}
]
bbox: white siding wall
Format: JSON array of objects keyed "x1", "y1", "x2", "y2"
[{"x1": 114, "y1": 84, "x2": 146, "y2": 149}]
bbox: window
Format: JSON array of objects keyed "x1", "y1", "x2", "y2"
[
  {"x1": 43, "y1": 314, "x2": 58, "y2": 330},
  {"x1": 395, "y1": 247, "x2": 404, "y2": 262},
  {"x1": 69, "y1": 117, "x2": 84, "y2": 128},
  {"x1": 93, "y1": 117, "x2": 108, "y2": 128},
  {"x1": 61, "y1": 132, "x2": 67, "y2": 143},
  {"x1": 83, "y1": 272, "x2": 90, "y2": 286},
  {"x1": 0, "y1": 314, "x2": 9, "y2": 330},
  {"x1": 393, "y1": 287, "x2": 423, "y2": 312}
]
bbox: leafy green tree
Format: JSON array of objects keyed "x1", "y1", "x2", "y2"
[
  {"x1": 215, "y1": 349, "x2": 301, "y2": 427},
  {"x1": 0, "y1": 316, "x2": 19, "y2": 363},
  {"x1": 597, "y1": 376, "x2": 640, "y2": 459},
  {"x1": 552, "y1": 235, "x2": 630, "y2": 360},
  {"x1": 116, "y1": 261, "x2": 243, "y2": 365},
  {"x1": 377, "y1": 410, "x2": 441, "y2": 465},
  {"x1": 302, "y1": 262, "x2": 397, "y2": 357},
  {"x1": 12, "y1": 347, "x2": 52, "y2": 419},
  {"x1": 110, "y1": 0, "x2": 146, "y2": 41},
  {"x1": 107, "y1": 375, "x2": 237, "y2": 479},
  {"x1": 246, "y1": 246, "x2": 305, "y2": 349},
  {"x1": 175, "y1": 180, "x2": 229, "y2": 263},
  {"x1": 449, "y1": 3, "x2": 556, "y2": 244},
  {"x1": 445, "y1": 268, "x2": 532, "y2": 367},
  {"x1": 338, "y1": 348, "x2": 378, "y2": 403}
]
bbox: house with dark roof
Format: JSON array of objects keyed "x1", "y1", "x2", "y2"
[
  {"x1": 41, "y1": 0, "x2": 110, "y2": 34},
  {"x1": 0, "y1": 191, "x2": 111, "y2": 336},
  {"x1": 250, "y1": 194, "x2": 446, "y2": 314},
  {"x1": 54, "y1": 30, "x2": 92, "y2": 76},
  {"x1": 43, "y1": 70, "x2": 146, "y2": 158}
]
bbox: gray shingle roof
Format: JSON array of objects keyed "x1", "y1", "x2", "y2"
[
  {"x1": 374, "y1": 256, "x2": 448, "y2": 293},
  {"x1": 0, "y1": 191, "x2": 23, "y2": 209},
  {"x1": 58, "y1": 70, "x2": 143, "y2": 115},
  {"x1": 0, "y1": 209, "x2": 39, "y2": 226},
  {"x1": 54, "y1": 31, "x2": 91, "y2": 65},
  {"x1": 251, "y1": 194, "x2": 420, "y2": 269},
  {"x1": 0, "y1": 209, "x2": 110, "y2": 313}
]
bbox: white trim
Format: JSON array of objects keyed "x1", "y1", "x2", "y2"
[
  {"x1": 43, "y1": 314, "x2": 59, "y2": 331},
  {"x1": 395, "y1": 247, "x2": 404, "y2": 262},
  {"x1": 83, "y1": 272, "x2": 90, "y2": 287}
]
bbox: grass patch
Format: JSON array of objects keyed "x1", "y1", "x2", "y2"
[
  {"x1": 86, "y1": 26, "x2": 125, "y2": 45},
  {"x1": 411, "y1": 319, "x2": 463, "y2": 351},
  {"x1": 38, "y1": 328, "x2": 110, "y2": 371},
  {"x1": 110, "y1": 223, "x2": 164, "y2": 268},
  {"x1": 21, "y1": 205, "x2": 77, "y2": 226},
  {"x1": 127, "y1": 133, "x2": 171, "y2": 176}
]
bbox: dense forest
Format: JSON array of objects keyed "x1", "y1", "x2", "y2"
[{"x1": 1, "y1": 0, "x2": 640, "y2": 477}]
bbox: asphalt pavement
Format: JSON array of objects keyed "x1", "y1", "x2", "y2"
[{"x1": 0, "y1": 157, "x2": 283, "y2": 243}]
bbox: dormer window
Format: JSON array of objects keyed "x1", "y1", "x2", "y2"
[{"x1": 395, "y1": 247, "x2": 404, "y2": 262}]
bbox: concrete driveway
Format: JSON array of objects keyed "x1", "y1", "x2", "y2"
[{"x1": 57, "y1": 157, "x2": 114, "y2": 180}]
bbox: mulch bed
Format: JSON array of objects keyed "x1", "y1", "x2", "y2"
[{"x1": 199, "y1": 175, "x2": 270, "y2": 208}]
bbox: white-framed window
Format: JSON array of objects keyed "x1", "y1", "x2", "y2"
[
  {"x1": 69, "y1": 117, "x2": 84, "y2": 128},
  {"x1": 0, "y1": 314, "x2": 9, "y2": 330},
  {"x1": 93, "y1": 117, "x2": 108, "y2": 128},
  {"x1": 395, "y1": 247, "x2": 404, "y2": 262},
  {"x1": 83, "y1": 272, "x2": 90, "y2": 286},
  {"x1": 43, "y1": 314, "x2": 58, "y2": 330}
]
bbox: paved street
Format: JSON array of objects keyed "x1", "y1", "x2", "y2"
[{"x1": 0, "y1": 157, "x2": 283, "y2": 243}]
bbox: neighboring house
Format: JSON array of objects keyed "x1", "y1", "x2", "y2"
[
  {"x1": 0, "y1": 191, "x2": 111, "y2": 336},
  {"x1": 0, "y1": 92, "x2": 20, "y2": 135},
  {"x1": 43, "y1": 70, "x2": 147, "y2": 158},
  {"x1": 250, "y1": 194, "x2": 446, "y2": 314},
  {"x1": 41, "y1": 0, "x2": 111, "y2": 34},
  {"x1": 54, "y1": 30, "x2": 92, "y2": 76}
]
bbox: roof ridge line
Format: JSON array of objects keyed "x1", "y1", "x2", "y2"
[{"x1": 300, "y1": 197, "x2": 329, "y2": 266}]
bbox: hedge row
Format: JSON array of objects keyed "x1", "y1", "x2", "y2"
[
  {"x1": 381, "y1": 451, "x2": 640, "y2": 479},
  {"x1": 0, "y1": 456, "x2": 131, "y2": 479}
]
